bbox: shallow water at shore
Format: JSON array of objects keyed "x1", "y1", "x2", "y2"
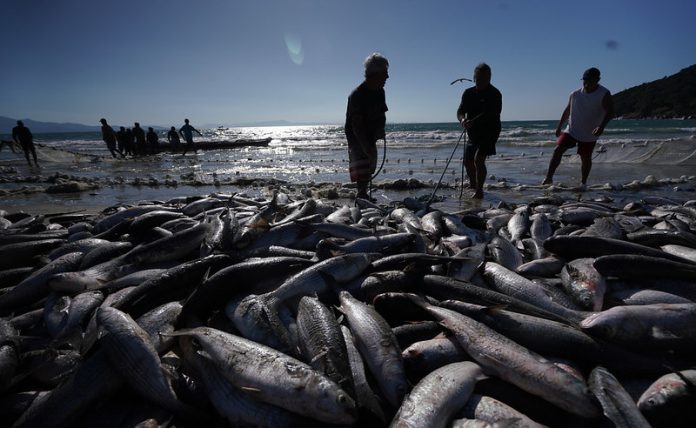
[{"x1": 1, "y1": 122, "x2": 694, "y2": 214}]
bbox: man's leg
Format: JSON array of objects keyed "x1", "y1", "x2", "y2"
[
  {"x1": 464, "y1": 159, "x2": 476, "y2": 189},
  {"x1": 29, "y1": 144, "x2": 38, "y2": 165},
  {"x1": 22, "y1": 149, "x2": 32, "y2": 166},
  {"x1": 473, "y1": 151, "x2": 487, "y2": 199},
  {"x1": 580, "y1": 153, "x2": 592, "y2": 185},
  {"x1": 356, "y1": 180, "x2": 369, "y2": 198},
  {"x1": 542, "y1": 145, "x2": 569, "y2": 185}
]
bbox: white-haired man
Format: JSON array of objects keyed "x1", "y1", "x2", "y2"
[{"x1": 345, "y1": 53, "x2": 389, "y2": 201}]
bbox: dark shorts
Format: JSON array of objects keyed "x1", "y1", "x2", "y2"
[
  {"x1": 464, "y1": 138, "x2": 497, "y2": 161},
  {"x1": 557, "y1": 132, "x2": 596, "y2": 156},
  {"x1": 348, "y1": 141, "x2": 377, "y2": 182},
  {"x1": 19, "y1": 141, "x2": 35, "y2": 152}
]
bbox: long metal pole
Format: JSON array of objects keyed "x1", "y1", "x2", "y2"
[
  {"x1": 426, "y1": 128, "x2": 466, "y2": 209},
  {"x1": 459, "y1": 132, "x2": 468, "y2": 199}
]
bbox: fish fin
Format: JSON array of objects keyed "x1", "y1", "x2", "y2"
[
  {"x1": 480, "y1": 304, "x2": 508, "y2": 315},
  {"x1": 310, "y1": 349, "x2": 328, "y2": 364},
  {"x1": 651, "y1": 326, "x2": 680, "y2": 339},
  {"x1": 663, "y1": 365, "x2": 696, "y2": 393},
  {"x1": 201, "y1": 266, "x2": 211, "y2": 283},
  {"x1": 676, "y1": 371, "x2": 696, "y2": 393},
  {"x1": 334, "y1": 304, "x2": 345, "y2": 316}
]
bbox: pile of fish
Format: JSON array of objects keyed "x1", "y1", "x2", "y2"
[{"x1": 1, "y1": 191, "x2": 696, "y2": 428}]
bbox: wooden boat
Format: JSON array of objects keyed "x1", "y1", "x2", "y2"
[{"x1": 156, "y1": 137, "x2": 271, "y2": 152}]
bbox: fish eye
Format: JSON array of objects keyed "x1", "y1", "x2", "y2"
[{"x1": 191, "y1": 338, "x2": 203, "y2": 350}]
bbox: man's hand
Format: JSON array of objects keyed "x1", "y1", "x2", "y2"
[{"x1": 460, "y1": 118, "x2": 471, "y2": 130}]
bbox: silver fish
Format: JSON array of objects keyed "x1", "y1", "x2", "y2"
[
  {"x1": 460, "y1": 394, "x2": 547, "y2": 428},
  {"x1": 560, "y1": 258, "x2": 606, "y2": 311},
  {"x1": 391, "y1": 361, "x2": 485, "y2": 428},
  {"x1": 580, "y1": 303, "x2": 696, "y2": 348},
  {"x1": 340, "y1": 324, "x2": 386, "y2": 422},
  {"x1": 420, "y1": 300, "x2": 600, "y2": 418},
  {"x1": 637, "y1": 369, "x2": 696, "y2": 423},
  {"x1": 0, "y1": 252, "x2": 84, "y2": 312},
  {"x1": 178, "y1": 336, "x2": 311, "y2": 427},
  {"x1": 530, "y1": 213, "x2": 553, "y2": 242},
  {"x1": 588, "y1": 366, "x2": 652, "y2": 428},
  {"x1": 296, "y1": 296, "x2": 353, "y2": 395},
  {"x1": 96, "y1": 307, "x2": 195, "y2": 418},
  {"x1": 167, "y1": 326, "x2": 357, "y2": 424},
  {"x1": 338, "y1": 290, "x2": 408, "y2": 408}
]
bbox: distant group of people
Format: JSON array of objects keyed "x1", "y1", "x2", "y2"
[
  {"x1": 99, "y1": 118, "x2": 202, "y2": 159},
  {"x1": 6, "y1": 117, "x2": 205, "y2": 165},
  {"x1": 345, "y1": 53, "x2": 613, "y2": 200}
]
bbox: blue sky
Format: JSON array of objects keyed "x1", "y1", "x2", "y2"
[{"x1": 2, "y1": 0, "x2": 694, "y2": 127}]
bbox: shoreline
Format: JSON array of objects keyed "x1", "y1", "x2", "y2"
[
  {"x1": 1, "y1": 135, "x2": 695, "y2": 215},
  {"x1": 1, "y1": 173, "x2": 694, "y2": 217}
]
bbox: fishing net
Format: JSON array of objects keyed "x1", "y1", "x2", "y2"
[
  {"x1": 0, "y1": 140, "x2": 103, "y2": 163},
  {"x1": 582, "y1": 139, "x2": 696, "y2": 165}
]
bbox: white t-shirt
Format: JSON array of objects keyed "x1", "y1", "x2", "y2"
[{"x1": 566, "y1": 84, "x2": 609, "y2": 142}]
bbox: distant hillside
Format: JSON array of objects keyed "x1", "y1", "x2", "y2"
[
  {"x1": 0, "y1": 116, "x2": 101, "y2": 134},
  {"x1": 1, "y1": 116, "x2": 297, "y2": 135},
  {"x1": 613, "y1": 64, "x2": 696, "y2": 119},
  {"x1": 0, "y1": 116, "x2": 171, "y2": 135}
]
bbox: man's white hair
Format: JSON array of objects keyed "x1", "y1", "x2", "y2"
[{"x1": 364, "y1": 52, "x2": 389, "y2": 76}]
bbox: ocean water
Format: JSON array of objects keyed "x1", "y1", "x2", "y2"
[{"x1": 1, "y1": 120, "x2": 695, "y2": 211}]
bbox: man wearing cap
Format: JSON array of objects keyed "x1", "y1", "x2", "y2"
[
  {"x1": 456, "y1": 63, "x2": 502, "y2": 199},
  {"x1": 542, "y1": 67, "x2": 614, "y2": 188},
  {"x1": 345, "y1": 52, "x2": 389, "y2": 201}
]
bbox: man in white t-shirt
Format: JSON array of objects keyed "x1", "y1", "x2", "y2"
[{"x1": 542, "y1": 67, "x2": 614, "y2": 188}]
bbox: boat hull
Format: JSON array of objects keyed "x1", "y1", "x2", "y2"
[{"x1": 156, "y1": 138, "x2": 271, "y2": 152}]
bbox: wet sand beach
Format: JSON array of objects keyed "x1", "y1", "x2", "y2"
[{"x1": 1, "y1": 137, "x2": 694, "y2": 215}]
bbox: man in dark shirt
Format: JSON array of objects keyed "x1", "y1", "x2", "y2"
[
  {"x1": 100, "y1": 118, "x2": 123, "y2": 158},
  {"x1": 124, "y1": 128, "x2": 135, "y2": 156},
  {"x1": 133, "y1": 122, "x2": 146, "y2": 156},
  {"x1": 116, "y1": 126, "x2": 127, "y2": 154},
  {"x1": 167, "y1": 126, "x2": 181, "y2": 147},
  {"x1": 179, "y1": 118, "x2": 202, "y2": 156},
  {"x1": 12, "y1": 120, "x2": 38, "y2": 166},
  {"x1": 146, "y1": 127, "x2": 159, "y2": 154},
  {"x1": 456, "y1": 63, "x2": 502, "y2": 199},
  {"x1": 345, "y1": 52, "x2": 389, "y2": 201}
]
